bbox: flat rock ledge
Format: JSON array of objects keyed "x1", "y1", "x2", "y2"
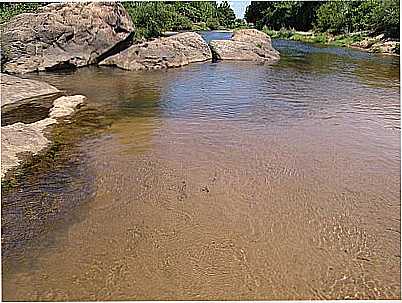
[
  {"x1": 209, "y1": 29, "x2": 280, "y2": 62},
  {"x1": 100, "y1": 32, "x2": 212, "y2": 70},
  {"x1": 1, "y1": 95, "x2": 86, "y2": 178},
  {"x1": 1, "y1": 2, "x2": 134, "y2": 74},
  {"x1": 1, "y1": 73, "x2": 60, "y2": 109}
]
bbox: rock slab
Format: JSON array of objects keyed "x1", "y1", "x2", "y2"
[
  {"x1": 1, "y1": 95, "x2": 86, "y2": 178},
  {"x1": 1, "y1": 2, "x2": 134, "y2": 74},
  {"x1": 1, "y1": 73, "x2": 60, "y2": 108},
  {"x1": 209, "y1": 29, "x2": 280, "y2": 62},
  {"x1": 100, "y1": 32, "x2": 212, "y2": 70}
]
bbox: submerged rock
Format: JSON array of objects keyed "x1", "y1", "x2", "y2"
[
  {"x1": 1, "y1": 2, "x2": 134, "y2": 74},
  {"x1": 100, "y1": 32, "x2": 212, "y2": 70},
  {"x1": 1, "y1": 95, "x2": 86, "y2": 178},
  {"x1": 1, "y1": 73, "x2": 60, "y2": 109},
  {"x1": 209, "y1": 29, "x2": 280, "y2": 62}
]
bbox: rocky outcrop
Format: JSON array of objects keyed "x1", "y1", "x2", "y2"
[
  {"x1": 1, "y1": 2, "x2": 134, "y2": 74},
  {"x1": 352, "y1": 35, "x2": 400, "y2": 55},
  {"x1": 1, "y1": 73, "x2": 60, "y2": 109},
  {"x1": 100, "y1": 32, "x2": 212, "y2": 70},
  {"x1": 1, "y1": 95, "x2": 86, "y2": 178},
  {"x1": 209, "y1": 29, "x2": 280, "y2": 62}
]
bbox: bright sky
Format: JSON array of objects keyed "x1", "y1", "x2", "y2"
[
  {"x1": 216, "y1": 0, "x2": 251, "y2": 19},
  {"x1": 229, "y1": 1, "x2": 251, "y2": 19}
]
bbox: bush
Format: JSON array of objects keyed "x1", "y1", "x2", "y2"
[
  {"x1": 123, "y1": 2, "x2": 194, "y2": 39},
  {"x1": 315, "y1": 0, "x2": 400, "y2": 38},
  {"x1": 263, "y1": 27, "x2": 295, "y2": 39},
  {"x1": 206, "y1": 18, "x2": 220, "y2": 30}
]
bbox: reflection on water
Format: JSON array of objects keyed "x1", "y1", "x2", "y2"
[
  {"x1": 273, "y1": 39, "x2": 400, "y2": 89},
  {"x1": 2, "y1": 36, "x2": 400, "y2": 300},
  {"x1": 198, "y1": 30, "x2": 233, "y2": 42}
]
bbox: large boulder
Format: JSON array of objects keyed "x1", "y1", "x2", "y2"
[
  {"x1": 100, "y1": 32, "x2": 212, "y2": 70},
  {"x1": 1, "y1": 2, "x2": 134, "y2": 74},
  {"x1": 209, "y1": 29, "x2": 280, "y2": 62},
  {"x1": 1, "y1": 73, "x2": 60, "y2": 109}
]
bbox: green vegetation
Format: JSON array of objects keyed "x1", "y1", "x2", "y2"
[
  {"x1": 315, "y1": 0, "x2": 399, "y2": 38},
  {"x1": 245, "y1": 1, "x2": 322, "y2": 31},
  {"x1": 245, "y1": 1, "x2": 400, "y2": 39},
  {"x1": 0, "y1": 2, "x2": 42, "y2": 24},
  {"x1": 264, "y1": 28, "x2": 368, "y2": 47},
  {"x1": 123, "y1": 1, "x2": 237, "y2": 39}
]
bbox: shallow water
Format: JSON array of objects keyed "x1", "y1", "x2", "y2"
[{"x1": 2, "y1": 35, "x2": 400, "y2": 300}]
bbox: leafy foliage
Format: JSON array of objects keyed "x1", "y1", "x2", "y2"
[
  {"x1": 123, "y1": 2, "x2": 192, "y2": 38},
  {"x1": 245, "y1": 1, "x2": 322, "y2": 31},
  {"x1": 123, "y1": 1, "x2": 237, "y2": 39},
  {"x1": 245, "y1": 1, "x2": 400, "y2": 38},
  {"x1": 217, "y1": 1, "x2": 236, "y2": 28},
  {"x1": 0, "y1": 3, "x2": 42, "y2": 24}
]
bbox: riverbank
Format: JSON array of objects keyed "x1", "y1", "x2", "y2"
[{"x1": 263, "y1": 29, "x2": 400, "y2": 55}]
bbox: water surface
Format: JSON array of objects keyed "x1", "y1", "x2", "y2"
[{"x1": 2, "y1": 35, "x2": 400, "y2": 300}]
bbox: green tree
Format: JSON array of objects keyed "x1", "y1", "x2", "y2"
[
  {"x1": 245, "y1": 1, "x2": 270, "y2": 26},
  {"x1": 369, "y1": 0, "x2": 400, "y2": 38},
  {"x1": 245, "y1": 1, "x2": 400, "y2": 39},
  {"x1": 315, "y1": 0, "x2": 399, "y2": 38},
  {"x1": 245, "y1": 1, "x2": 323, "y2": 31},
  {"x1": 217, "y1": 1, "x2": 236, "y2": 28}
]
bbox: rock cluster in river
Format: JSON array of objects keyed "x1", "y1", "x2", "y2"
[
  {"x1": 1, "y1": 3, "x2": 280, "y2": 74},
  {"x1": 209, "y1": 29, "x2": 280, "y2": 62},
  {"x1": 100, "y1": 32, "x2": 212, "y2": 70},
  {"x1": 1, "y1": 2, "x2": 134, "y2": 74},
  {"x1": 1, "y1": 74, "x2": 86, "y2": 178}
]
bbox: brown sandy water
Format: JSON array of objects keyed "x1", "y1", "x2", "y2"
[{"x1": 1, "y1": 38, "x2": 400, "y2": 300}]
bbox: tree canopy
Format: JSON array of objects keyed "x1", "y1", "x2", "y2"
[{"x1": 245, "y1": 0, "x2": 400, "y2": 38}]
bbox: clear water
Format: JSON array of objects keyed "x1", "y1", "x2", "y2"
[{"x1": 2, "y1": 33, "x2": 400, "y2": 300}]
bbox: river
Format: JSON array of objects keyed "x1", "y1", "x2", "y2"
[{"x1": 2, "y1": 32, "x2": 400, "y2": 300}]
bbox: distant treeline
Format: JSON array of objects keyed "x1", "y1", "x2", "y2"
[{"x1": 245, "y1": 0, "x2": 400, "y2": 38}]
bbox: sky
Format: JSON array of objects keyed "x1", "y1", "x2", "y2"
[{"x1": 217, "y1": 0, "x2": 251, "y2": 19}]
